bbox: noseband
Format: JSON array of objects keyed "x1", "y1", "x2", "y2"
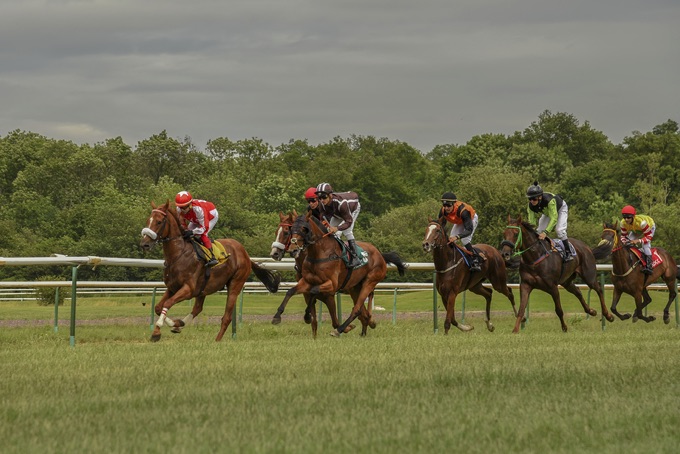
[
  {"x1": 271, "y1": 222, "x2": 293, "y2": 251},
  {"x1": 502, "y1": 224, "x2": 548, "y2": 259},
  {"x1": 141, "y1": 209, "x2": 173, "y2": 243}
]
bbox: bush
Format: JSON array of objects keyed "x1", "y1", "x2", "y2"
[{"x1": 34, "y1": 276, "x2": 66, "y2": 306}]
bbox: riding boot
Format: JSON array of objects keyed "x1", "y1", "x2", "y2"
[
  {"x1": 643, "y1": 254, "x2": 653, "y2": 275},
  {"x1": 347, "y1": 239, "x2": 362, "y2": 268},
  {"x1": 464, "y1": 243, "x2": 482, "y2": 272},
  {"x1": 562, "y1": 239, "x2": 573, "y2": 262},
  {"x1": 205, "y1": 250, "x2": 218, "y2": 267}
]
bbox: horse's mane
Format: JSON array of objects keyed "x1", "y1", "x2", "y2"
[{"x1": 521, "y1": 221, "x2": 539, "y2": 235}]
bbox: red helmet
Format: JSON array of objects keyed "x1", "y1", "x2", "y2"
[
  {"x1": 304, "y1": 187, "x2": 317, "y2": 199},
  {"x1": 621, "y1": 205, "x2": 636, "y2": 216},
  {"x1": 175, "y1": 191, "x2": 193, "y2": 207}
]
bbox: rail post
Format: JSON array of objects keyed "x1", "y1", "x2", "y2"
[
  {"x1": 69, "y1": 266, "x2": 78, "y2": 347},
  {"x1": 149, "y1": 287, "x2": 157, "y2": 330},
  {"x1": 600, "y1": 273, "x2": 606, "y2": 331},
  {"x1": 392, "y1": 288, "x2": 397, "y2": 325},
  {"x1": 53, "y1": 287, "x2": 59, "y2": 333}
]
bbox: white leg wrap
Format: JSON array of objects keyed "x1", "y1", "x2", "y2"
[
  {"x1": 156, "y1": 313, "x2": 166, "y2": 328},
  {"x1": 182, "y1": 314, "x2": 194, "y2": 325}
]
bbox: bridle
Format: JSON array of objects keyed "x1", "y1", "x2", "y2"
[
  {"x1": 141, "y1": 209, "x2": 178, "y2": 244},
  {"x1": 425, "y1": 221, "x2": 464, "y2": 273},
  {"x1": 605, "y1": 227, "x2": 642, "y2": 277},
  {"x1": 271, "y1": 221, "x2": 293, "y2": 252},
  {"x1": 501, "y1": 223, "x2": 550, "y2": 264}
]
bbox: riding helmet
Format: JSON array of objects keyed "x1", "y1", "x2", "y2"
[
  {"x1": 315, "y1": 182, "x2": 334, "y2": 196},
  {"x1": 175, "y1": 191, "x2": 193, "y2": 207},
  {"x1": 441, "y1": 192, "x2": 457, "y2": 203},
  {"x1": 526, "y1": 181, "x2": 543, "y2": 199},
  {"x1": 304, "y1": 187, "x2": 317, "y2": 199},
  {"x1": 621, "y1": 205, "x2": 636, "y2": 216}
]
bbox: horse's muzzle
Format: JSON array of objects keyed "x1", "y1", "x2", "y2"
[{"x1": 422, "y1": 242, "x2": 433, "y2": 253}]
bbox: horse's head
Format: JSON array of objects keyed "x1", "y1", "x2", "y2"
[
  {"x1": 422, "y1": 216, "x2": 448, "y2": 253},
  {"x1": 287, "y1": 214, "x2": 312, "y2": 259},
  {"x1": 270, "y1": 211, "x2": 296, "y2": 261},
  {"x1": 140, "y1": 201, "x2": 178, "y2": 251},
  {"x1": 500, "y1": 214, "x2": 523, "y2": 262}
]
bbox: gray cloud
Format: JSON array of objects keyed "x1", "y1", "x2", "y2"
[{"x1": 1, "y1": 0, "x2": 678, "y2": 150}]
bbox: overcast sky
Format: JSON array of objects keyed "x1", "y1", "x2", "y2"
[{"x1": 1, "y1": 0, "x2": 678, "y2": 153}]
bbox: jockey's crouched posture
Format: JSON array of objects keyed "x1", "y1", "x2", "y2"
[
  {"x1": 175, "y1": 191, "x2": 219, "y2": 267},
  {"x1": 314, "y1": 182, "x2": 363, "y2": 268}
]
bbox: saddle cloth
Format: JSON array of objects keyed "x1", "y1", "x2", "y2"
[
  {"x1": 629, "y1": 247, "x2": 664, "y2": 269},
  {"x1": 332, "y1": 237, "x2": 368, "y2": 268},
  {"x1": 196, "y1": 241, "x2": 230, "y2": 264},
  {"x1": 551, "y1": 240, "x2": 576, "y2": 258}
]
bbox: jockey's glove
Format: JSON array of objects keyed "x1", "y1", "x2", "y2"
[{"x1": 182, "y1": 230, "x2": 194, "y2": 239}]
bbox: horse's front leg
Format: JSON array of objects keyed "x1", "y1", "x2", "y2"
[
  {"x1": 272, "y1": 280, "x2": 310, "y2": 325},
  {"x1": 171, "y1": 295, "x2": 206, "y2": 334},
  {"x1": 610, "y1": 287, "x2": 630, "y2": 321},
  {"x1": 151, "y1": 285, "x2": 194, "y2": 342},
  {"x1": 215, "y1": 279, "x2": 248, "y2": 342},
  {"x1": 332, "y1": 287, "x2": 373, "y2": 337},
  {"x1": 513, "y1": 282, "x2": 533, "y2": 333},
  {"x1": 469, "y1": 282, "x2": 493, "y2": 332},
  {"x1": 547, "y1": 286, "x2": 568, "y2": 332}
]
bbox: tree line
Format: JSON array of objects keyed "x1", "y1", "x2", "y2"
[{"x1": 1, "y1": 111, "x2": 679, "y2": 283}]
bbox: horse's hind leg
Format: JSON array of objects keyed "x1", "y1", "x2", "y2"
[
  {"x1": 216, "y1": 280, "x2": 247, "y2": 342},
  {"x1": 470, "y1": 282, "x2": 493, "y2": 332},
  {"x1": 547, "y1": 286, "x2": 568, "y2": 332},
  {"x1": 632, "y1": 291, "x2": 656, "y2": 323},
  {"x1": 662, "y1": 273, "x2": 676, "y2": 324},
  {"x1": 562, "y1": 278, "x2": 597, "y2": 318}
]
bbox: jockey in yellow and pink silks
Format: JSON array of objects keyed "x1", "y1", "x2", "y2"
[{"x1": 620, "y1": 205, "x2": 655, "y2": 275}]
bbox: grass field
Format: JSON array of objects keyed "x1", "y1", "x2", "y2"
[{"x1": 1, "y1": 290, "x2": 679, "y2": 453}]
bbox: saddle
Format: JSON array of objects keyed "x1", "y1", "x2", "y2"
[
  {"x1": 628, "y1": 247, "x2": 663, "y2": 269},
  {"x1": 549, "y1": 239, "x2": 576, "y2": 259},
  {"x1": 456, "y1": 245, "x2": 486, "y2": 268},
  {"x1": 191, "y1": 240, "x2": 230, "y2": 265},
  {"x1": 332, "y1": 237, "x2": 368, "y2": 269}
]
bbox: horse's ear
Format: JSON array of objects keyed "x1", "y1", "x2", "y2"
[
  {"x1": 162, "y1": 200, "x2": 170, "y2": 210},
  {"x1": 151, "y1": 201, "x2": 157, "y2": 209},
  {"x1": 427, "y1": 215, "x2": 433, "y2": 223}
]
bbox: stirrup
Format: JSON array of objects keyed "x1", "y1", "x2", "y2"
[{"x1": 206, "y1": 258, "x2": 218, "y2": 267}]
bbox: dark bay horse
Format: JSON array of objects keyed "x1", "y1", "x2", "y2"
[
  {"x1": 279, "y1": 213, "x2": 407, "y2": 337},
  {"x1": 269, "y1": 210, "x2": 314, "y2": 324},
  {"x1": 422, "y1": 217, "x2": 518, "y2": 334},
  {"x1": 597, "y1": 222, "x2": 678, "y2": 324},
  {"x1": 140, "y1": 201, "x2": 280, "y2": 342},
  {"x1": 500, "y1": 215, "x2": 614, "y2": 333}
]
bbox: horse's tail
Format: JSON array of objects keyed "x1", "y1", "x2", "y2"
[
  {"x1": 382, "y1": 252, "x2": 407, "y2": 276},
  {"x1": 251, "y1": 261, "x2": 281, "y2": 293},
  {"x1": 591, "y1": 239, "x2": 613, "y2": 260}
]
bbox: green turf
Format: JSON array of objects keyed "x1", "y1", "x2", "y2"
[{"x1": 1, "y1": 293, "x2": 679, "y2": 453}]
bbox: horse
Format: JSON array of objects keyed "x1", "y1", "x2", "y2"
[
  {"x1": 269, "y1": 210, "x2": 320, "y2": 326},
  {"x1": 500, "y1": 215, "x2": 614, "y2": 333},
  {"x1": 139, "y1": 201, "x2": 280, "y2": 342},
  {"x1": 422, "y1": 217, "x2": 518, "y2": 334},
  {"x1": 597, "y1": 222, "x2": 679, "y2": 324},
  {"x1": 279, "y1": 213, "x2": 407, "y2": 337}
]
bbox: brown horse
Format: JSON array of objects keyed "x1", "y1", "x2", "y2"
[
  {"x1": 279, "y1": 213, "x2": 406, "y2": 337},
  {"x1": 140, "y1": 201, "x2": 280, "y2": 342},
  {"x1": 269, "y1": 210, "x2": 320, "y2": 327},
  {"x1": 500, "y1": 215, "x2": 614, "y2": 333},
  {"x1": 597, "y1": 222, "x2": 679, "y2": 324},
  {"x1": 422, "y1": 217, "x2": 518, "y2": 334}
]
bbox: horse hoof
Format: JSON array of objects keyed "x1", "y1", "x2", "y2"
[
  {"x1": 329, "y1": 330, "x2": 341, "y2": 338},
  {"x1": 606, "y1": 314, "x2": 615, "y2": 323},
  {"x1": 343, "y1": 324, "x2": 355, "y2": 333},
  {"x1": 271, "y1": 316, "x2": 281, "y2": 325},
  {"x1": 368, "y1": 320, "x2": 377, "y2": 329},
  {"x1": 622, "y1": 314, "x2": 631, "y2": 321},
  {"x1": 589, "y1": 310, "x2": 597, "y2": 317},
  {"x1": 632, "y1": 316, "x2": 638, "y2": 323},
  {"x1": 170, "y1": 328, "x2": 182, "y2": 334},
  {"x1": 486, "y1": 323, "x2": 495, "y2": 333},
  {"x1": 647, "y1": 316, "x2": 656, "y2": 323},
  {"x1": 663, "y1": 316, "x2": 670, "y2": 325},
  {"x1": 303, "y1": 313, "x2": 312, "y2": 324},
  {"x1": 150, "y1": 334, "x2": 161, "y2": 342},
  {"x1": 458, "y1": 324, "x2": 474, "y2": 332}
]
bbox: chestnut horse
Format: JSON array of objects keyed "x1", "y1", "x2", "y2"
[
  {"x1": 269, "y1": 210, "x2": 353, "y2": 337},
  {"x1": 140, "y1": 201, "x2": 280, "y2": 342},
  {"x1": 422, "y1": 217, "x2": 518, "y2": 334},
  {"x1": 279, "y1": 213, "x2": 406, "y2": 337},
  {"x1": 500, "y1": 215, "x2": 614, "y2": 333},
  {"x1": 597, "y1": 222, "x2": 679, "y2": 324}
]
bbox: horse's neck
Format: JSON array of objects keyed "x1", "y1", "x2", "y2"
[
  {"x1": 518, "y1": 227, "x2": 545, "y2": 262},
  {"x1": 433, "y1": 242, "x2": 458, "y2": 269},
  {"x1": 162, "y1": 216, "x2": 194, "y2": 262},
  {"x1": 306, "y1": 236, "x2": 340, "y2": 258},
  {"x1": 612, "y1": 241, "x2": 635, "y2": 271}
]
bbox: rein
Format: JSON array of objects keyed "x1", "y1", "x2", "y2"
[
  {"x1": 271, "y1": 222, "x2": 293, "y2": 251},
  {"x1": 141, "y1": 208, "x2": 185, "y2": 244},
  {"x1": 607, "y1": 229, "x2": 642, "y2": 277},
  {"x1": 426, "y1": 222, "x2": 466, "y2": 273},
  {"x1": 503, "y1": 224, "x2": 551, "y2": 265}
]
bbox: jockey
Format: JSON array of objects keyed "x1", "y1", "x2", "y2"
[
  {"x1": 315, "y1": 182, "x2": 362, "y2": 267},
  {"x1": 620, "y1": 205, "x2": 655, "y2": 275},
  {"x1": 304, "y1": 187, "x2": 321, "y2": 218},
  {"x1": 526, "y1": 181, "x2": 573, "y2": 262},
  {"x1": 175, "y1": 191, "x2": 219, "y2": 267},
  {"x1": 437, "y1": 192, "x2": 481, "y2": 272}
]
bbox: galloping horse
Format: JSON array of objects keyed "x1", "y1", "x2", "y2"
[
  {"x1": 279, "y1": 213, "x2": 407, "y2": 337},
  {"x1": 270, "y1": 210, "x2": 314, "y2": 324},
  {"x1": 140, "y1": 201, "x2": 280, "y2": 342},
  {"x1": 422, "y1": 217, "x2": 518, "y2": 334},
  {"x1": 597, "y1": 222, "x2": 679, "y2": 323},
  {"x1": 500, "y1": 215, "x2": 614, "y2": 333}
]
